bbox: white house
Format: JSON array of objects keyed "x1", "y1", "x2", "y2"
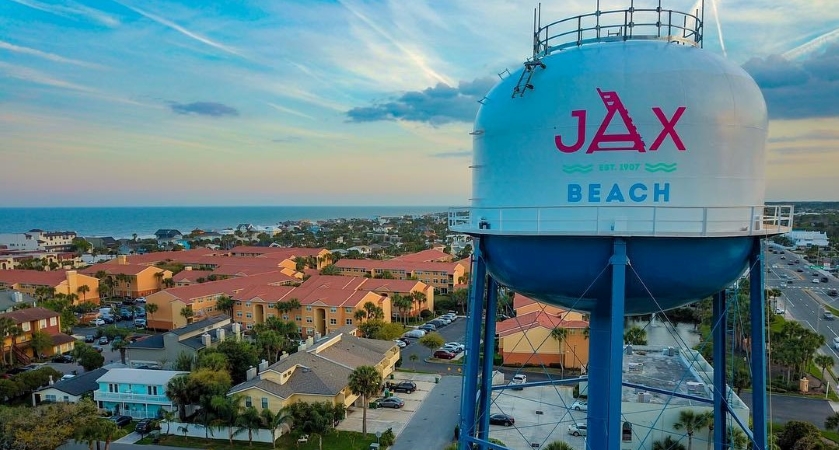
[{"x1": 33, "y1": 367, "x2": 108, "y2": 405}]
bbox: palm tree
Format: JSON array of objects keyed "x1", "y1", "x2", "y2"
[
  {"x1": 353, "y1": 309, "x2": 366, "y2": 323},
  {"x1": 235, "y1": 406, "x2": 263, "y2": 446},
  {"x1": 653, "y1": 436, "x2": 686, "y2": 450},
  {"x1": 210, "y1": 394, "x2": 242, "y2": 444},
  {"x1": 160, "y1": 408, "x2": 177, "y2": 436},
  {"x1": 216, "y1": 295, "x2": 235, "y2": 318},
  {"x1": 550, "y1": 326, "x2": 569, "y2": 377},
  {"x1": 700, "y1": 410, "x2": 714, "y2": 450},
  {"x1": 180, "y1": 307, "x2": 195, "y2": 324},
  {"x1": 0, "y1": 317, "x2": 16, "y2": 366},
  {"x1": 624, "y1": 326, "x2": 647, "y2": 345},
  {"x1": 260, "y1": 407, "x2": 294, "y2": 449},
  {"x1": 7, "y1": 324, "x2": 23, "y2": 365},
  {"x1": 544, "y1": 442, "x2": 575, "y2": 450},
  {"x1": 165, "y1": 374, "x2": 193, "y2": 421},
  {"x1": 815, "y1": 354, "x2": 834, "y2": 388},
  {"x1": 348, "y1": 365, "x2": 382, "y2": 436},
  {"x1": 145, "y1": 303, "x2": 159, "y2": 329},
  {"x1": 392, "y1": 294, "x2": 412, "y2": 325},
  {"x1": 673, "y1": 409, "x2": 708, "y2": 450},
  {"x1": 76, "y1": 285, "x2": 90, "y2": 303}
]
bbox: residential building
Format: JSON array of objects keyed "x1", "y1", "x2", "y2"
[
  {"x1": 0, "y1": 290, "x2": 37, "y2": 313},
  {"x1": 154, "y1": 229, "x2": 183, "y2": 245},
  {"x1": 0, "y1": 230, "x2": 77, "y2": 253},
  {"x1": 228, "y1": 328, "x2": 399, "y2": 413},
  {"x1": 125, "y1": 316, "x2": 233, "y2": 369},
  {"x1": 0, "y1": 307, "x2": 76, "y2": 364},
  {"x1": 333, "y1": 259, "x2": 466, "y2": 294},
  {"x1": 83, "y1": 255, "x2": 172, "y2": 299},
  {"x1": 144, "y1": 271, "x2": 298, "y2": 330},
  {"x1": 94, "y1": 368, "x2": 188, "y2": 419},
  {"x1": 0, "y1": 270, "x2": 100, "y2": 305},
  {"x1": 390, "y1": 248, "x2": 453, "y2": 263},
  {"x1": 33, "y1": 367, "x2": 108, "y2": 405},
  {"x1": 495, "y1": 294, "x2": 589, "y2": 368}
]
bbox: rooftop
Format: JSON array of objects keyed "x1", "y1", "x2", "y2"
[
  {"x1": 96, "y1": 368, "x2": 188, "y2": 385},
  {"x1": 0, "y1": 307, "x2": 59, "y2": 324},
  {"x1": 37, "y1": 367, "x2": 108, "y2": 396}
]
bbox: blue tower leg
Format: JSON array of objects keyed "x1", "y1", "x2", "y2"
[
  {"x1": 587, "y1": 238, "x2": 627, "y2": 450},
  {"x1": 460, "y1": 241, "x2": 487, "y2": 450},
  {"x1": 712, "y1": 290, "x2": 728, "y2": 449},
  {"x1": 750, "y1": 240, "x2": 768, "y2": 450},
  {"x1": 477, "y1": 277, "x2": 499, "y2": 443}
]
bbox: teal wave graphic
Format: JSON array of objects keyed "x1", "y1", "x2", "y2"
[
  {"x1": 645, "y1": 163, "x2": 677, "y2": 173},
  {"x1": 562, "y1": 164, "x2": 593, "y2": 174}
]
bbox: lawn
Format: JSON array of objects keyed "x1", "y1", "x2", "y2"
[{"x1": 137, "y1": 430, "x2": 378, "y2": 450}]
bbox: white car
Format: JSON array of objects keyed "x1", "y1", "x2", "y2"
[
  {"x1": 89, "y1": 318, "x2": 105, "y2": 327},
  {"x1": 813, "y1": 279, "x2": 820, "y2": 284},
  {"x1": 402, "y1": 329, "x2": 426, "y2": 338},
  {"x1": 393, "y1": 339, "x2": 407, "y2": 348},
  {"x1": 442, "y1": 343, "x2": 464, "y2": 353},
  {"x1": 571, "y1": 400, "x2": 588, "y2": 411},
  {"x1": 774, "y1": 307, "x2": 785, "y2": 315},
  {"x1": 135, "y1": 297, "x2": 146, "y2": 303},
  {"x1": 833, "y1": 337, "x2": 839, "y2": 350}
]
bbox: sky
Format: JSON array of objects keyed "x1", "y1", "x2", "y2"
[{"x1": 1, "y1": 0, "x2": 838, "y2": 207}]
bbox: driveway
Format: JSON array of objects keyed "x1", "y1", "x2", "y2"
[{"x1": 390, "y1": 375, "x2": 462, "y2": 450}]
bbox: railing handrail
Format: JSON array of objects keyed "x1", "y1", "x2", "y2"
[{"x1": 533, "y1": 6, "x2": 703, "y2": 58}]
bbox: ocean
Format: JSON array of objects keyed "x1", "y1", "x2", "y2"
[{"x1": 0, "y1": 206, "x2": 449, "y2": 239}]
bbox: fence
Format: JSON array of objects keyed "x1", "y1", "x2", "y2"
[{"x1": 160, "y1": 421, "x2": 285, "y2": 444}]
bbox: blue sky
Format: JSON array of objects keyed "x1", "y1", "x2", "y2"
[{"x1": 1, "y1": 0, "x2": 838, "y2": 207}]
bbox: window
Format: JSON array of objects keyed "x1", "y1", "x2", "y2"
[
  {"x1": 109, "y1": 383, "x2": 118, "y2": 393},
  {"x1": 245, "y1": 302, "x2": 251, "y2": 307},
  {"x1": 237, "y1": 312, "x2": 243, "y2": 318},
  {"x1": 306, "y1": 327, "x2": 314, "y2": 335},
  {"x1": 330, "y1": 307, "x2": 337, "y2": 313},
  {"x1": 49, "y1": 317, "x2": 57, "y2": 326},
  {"x1": 246, "y1": 324, "x2": 254, "y2": 330},
  {"x1": 262, "y1": 398, "x2": 269, "y2": 409},
  {"x1": 345, "y1": 319, "x2": 353, "y2": 325},
  {"x1": 622, "y1": 422, "x2": 632, "y2": 442},
  {"x1": 306, "y1": 317, "x2": 313, "y2": 323},
  {"x1": 330, "y1": 318, "x2": 337, "y2": 325},
  {"x1": 147, "y1": 386, "x2": 158, "y2": 395},
  {"x1": 306, "y1": 306, "x2": 312, "y2": 311},
  {"x1": 296, "y1": 316, "x2": 301, "y2": 321},
  {"x1": 282, "y1": 315, "x2": 289, "y2": 320},
  {"x1": 345, "y1": 307, "x2": 353, "y2": 313},
  {"x1": 245, "y1": 397, "x2": 252, "y2": 408},
  {"x1": 21, "y1": 322, "x2": 30, "y2": 332},
  {"x1": 63, "y1": 395, "x2": 69, "y2": 402},
  {"x1": 45, "y1": 394, "x2": 56, "y2": 402},
  {"x1": 246, "y1": 313, "x2": 252, "y2": 318}
]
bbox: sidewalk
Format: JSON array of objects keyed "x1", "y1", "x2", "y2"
[{"x1": 114, "y1": 431, "x2": 142, "y2": 444}]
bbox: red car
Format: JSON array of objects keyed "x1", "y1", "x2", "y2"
[{"x1": 434, "y1": 349, "x2": 456, "y2": 360}]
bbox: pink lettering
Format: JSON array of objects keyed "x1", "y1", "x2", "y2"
[
  {"x1": 555, "y1": 110, "x2": 587, "y2": 153},
  {"x1": 650, "y1": 107, "x2": 686, "y2": 151},
  {"x1": 586, "y1": 89, "x2": 645, "y2": 154}
]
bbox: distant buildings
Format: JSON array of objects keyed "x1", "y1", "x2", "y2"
[
  {"x1": 0, "y1": 270, "x2": 100, "y2": 305},
  {"x1": 0, "y1": 230, "x2": 77, "y2": 253},
  {"x1": 785, "y1": 230, "x2": 829, "y2": 248}
]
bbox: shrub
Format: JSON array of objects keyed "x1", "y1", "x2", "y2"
[
  {"x1": 420, "y1": 309, "x2": 433, "y2": 319},
  {"x1": 380, "y1": 428, "x2": 396, "y2": 446}
]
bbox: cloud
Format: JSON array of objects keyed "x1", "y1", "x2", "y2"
[
  {"x1": 170, "y1": 102, "x2": 239, "y2": 117},
  {"x1": 743, "y1": 44, "x2": 839, "y2": 119},
  {"x1": 0, "y1": 40, "x2": 105, "y2": 69},
  {"x1": 430, "y1": 150, "x2": 471, "y2": 158},
  {"x1": 769, "y1": 129, "x2": 839, "y2": 143},
  {"x1": 346, "y1": 77, "x2": 494, "y2": 125},
  {"x1": 7, "y1": 0, "x2": 120, "y2": 27},
  {"x1": 267, "y1": 102, "x2": 314, "y2": 120},
  {"x1": 114, "y1": 1, "x2": 245, "y2": 59},
  {"x1": 271, "y1": 137, "x2": 303, "y2": 143}
]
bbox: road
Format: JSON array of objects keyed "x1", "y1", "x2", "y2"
[{"x1": 765, "y1": 247, "x2": 839, "y2": 383}]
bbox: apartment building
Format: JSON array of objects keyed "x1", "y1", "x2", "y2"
[
  {"x1": 333, "y1": 259, "x2": 466, "y2": 294},
  {"x1": 0, "y1": 307, "x2": 76, "y2": 363},
  {"x1": 0, "y1": 230, "x2": 77, "y2": 253},
  {"x1": 83, "y1": 255, "x2": 173, "y2": 299},
  {"x1": 0, "y1": 270, "x2": 100, "y2": 305}
]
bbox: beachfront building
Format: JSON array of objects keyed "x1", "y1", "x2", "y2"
[
  {"x1": 0, "y1": 307, "x2": 76, "y2": 364},
  {"x1": 125, "y1": 316, "x2": 232, "y2": 369},
  {"x1": 333, "y1": 258, "x2": 467, "y2": 294},
  {"x1": 0, "y1": 230, "x2": 77, "y2": 253},
  {"x1": 227, "y1": 328, "x2": 399, "y2": 414},
  {"x1": 231, "y1": 274, "x2": 429, "y2": 336},
  {"x1": 93, "y1": 368, "x2": 187, "y2": 419},
  {"x1": 0, "y1": 269, "x2": 100, "y2": 305},
  {"x1": 144, "y1": 271, "x2": 299, "y2": 330},
  {"x1": 83, "y1": 255, "x2": 173, "y2": 299}
]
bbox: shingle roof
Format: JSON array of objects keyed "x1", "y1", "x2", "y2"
[
  {"x1": 0, "y1": 307, "x2": 59, "y2": 324},
  {"x1": 49, "y1": 332, "x2": 76, "y2": 345},
  {"x1": 96, "y1": 368, "x2": 188, "y2": 385},
  {"x1": 0, "y1": 270, "x2": 67, "y2": 287},
  {"x1": 38, "y1": 367, "x2": 108, "y2": 396},
  {"x1": 495, "y1": 311, "x2": 588, "y2": 337},
  {"x1": 0, "y1": 290, "x2": 37, "y2": 311},
  {"x1": 127, "y1": 334, "x2": 164, "y2": 349},
  {"x1": 170, "y1": 315, "x2": 231, "y2": 336}
]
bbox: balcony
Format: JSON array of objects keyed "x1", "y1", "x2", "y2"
[{"x1": 95, "y1": 391, "x2": 172, "y2": 404}]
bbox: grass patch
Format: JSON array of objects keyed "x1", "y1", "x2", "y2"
[{"x1": 137, "y1": 430, "x2": 377, "y2": 450}]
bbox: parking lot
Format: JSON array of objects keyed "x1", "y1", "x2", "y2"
[
  {"x1": 337, "y1": 372, "x2": 440, "y2": 437},
  {"x1": 488, "y1": 385, "x2": 587, "y2": 450}
]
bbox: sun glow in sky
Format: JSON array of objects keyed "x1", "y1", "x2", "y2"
[{"x1": 1, "y1": 0, "x2": 839, "y2": 207}]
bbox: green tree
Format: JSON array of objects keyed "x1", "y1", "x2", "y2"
[
  {"x1": 216, "y1": 295, "x2": 235, "y2": 318},
  {"x1": 778, "y1": 421, "x2": 821, "y2": 450},
  {"x1": 673, "y1": 409, "x2": 709, "y2": 450},
  {"x1": 28, "y1": 330, "x2": 52, "y2": 360},
  {"x1": 213, "y1": 339, "x2": 260, "y2": 384},
  {"x1": 347, "y1": 365, "x2": 382, "y2": 436},
  {"x1": 320, "y1": 265, "x2": 340, "y2": 275},
  {"x1": 391, "y1": 294, "x2": 412, "y2": 325},
  {"x1": 165, "y1": 374, "x2": 194, "y2": 422},
  {"x1": 550, "y1": 326, "x2": 569, "y2": 377},
  {"x1": 210, "y1": 394, "x2": 242, "y2": 445},
  {"x1": 76, "y1": 284, "x2": 91, "y2": 303},
  {"x1": 196, "y1": 351, "x2": 229, "y2": 372},
  {"x1": 419, "y1": 332, "x2": 445, "y2": 352},
  {"x1": 235, "y1": 406, "x2": 263, "y2": 446},
  {"x1": 451, "y1": 288, "x2": 469, "y2": 315},
  {"x1": 815, "y1": 354, "x2": 834, "y2": 388},
  {"x1": 544, "y1": 442, "x2": 575, "y2": 450},
  {"x1": 256, "y1": 330, "x2": 285, "y2": 364},
  {"x1": 260, "y1": 407, "x2": 294, "y2": 449},
  {"x1": 827, "y1": 412, "x2": 839, "y2": 432},
  {"x1": 624, "y1": 326, "x2": 647, "y2": 345},
  {"x1": 653, "y1": 436, "x2": 687, "y2": 450},
  {"x1": 180, "y1": 307, "x2": 195, "y2": 324},
  {"x1": 145, "y1": 302, "x2": 159, "y2": 328},
  {"x1": 0, "y1": 317, "x2": 18, "y2": 365},
  {"x1": 73, "y1": 344, "x2": 104, "y2": 371}
]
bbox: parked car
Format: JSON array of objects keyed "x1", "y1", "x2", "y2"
[
  {"x1": 89, "y1": 318, "x2": 105, "y2": 327},
  {"x1": 797, "y1": 268, "x2": 804, "y2": 272},
  {"x1": 92, "y1": 346, "x2": 104, "y2": 353},
  {"x1": 429, "y1": 320, "x2": 446, "y2": 328},
  {"x1": 825, "y1": 312, "x2": 836, "y2": 320},
  {"x1": 385, "y1": 381, "x2": 417, "y2": 394},
  {"x1": 402, "y1": 329, "x2": 426, "y2": 338},
  {"x1": 135, "y1": 418, "x2": 157, "y2": 434},
  {"x1": 84, "y1": 335, "x2": 95, "y2": 343},
  {"x1": 571, "y1": 400, "x2": 588, "y2": 411},
  {"x1": 813, "y1": 279, "x2": 820, "y2": 284},
  {"x1": 101, "y1": 315, "x2": 115, "y2": 324},
  {"x1": 510, "y1": 374, "x2": 526, "y2": 390},
  {"x1": 393, "y1": 339, "x2": 407, "y2": 348},
  {"x1": 774, "y1": 307, "x2": 785, "y2": 315},
  {"x1": 109, "y1": 415, "x2": 132, "y2": 427},
  {"x1": 135, "y1": 297, "x2": 147, "y2": 303},
  {"x1": 98, "y1": 336, "x2": 109, "y2": 345},
  {"x1": 822, "y1": 276, "x2": 829, "y2": 283},
  {"x1": 442, "y1": 343, "x2": 464, "y2": 353},
  {"x1": 419, "y1": 324, "x2": 437, "y2": 332},
  {"x1": 489, "y1": 413, "x2": 515, "y2": 426},
  {"x1": 829, "y1": 289, "x2": 838, "y2": 297},
  {"x1": 374, "y1": 397, "x2": 405, "y2": 409},
  {"x1": 433, "y1": 349, "x2": 456, "y2": 360},
  {"x1": 51, "y1": 354, "x2": 74, "y2": 363},
  {"x1": 833, "y1": 336, "x2": 839, "y2": 350},
  {"x1": 568, "y1": 423, "x2": 587, "y2": 436},
  {"x1": 134, "y1": 318, "x2": 147, "y2": 328}
]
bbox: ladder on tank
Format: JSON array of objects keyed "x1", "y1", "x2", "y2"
[
  {"x1": 589, "y1": 88, "x2": 647, "y2": 152},
  {"x1": 511, "y1": 58, "x2": 546, "y2": 98}
]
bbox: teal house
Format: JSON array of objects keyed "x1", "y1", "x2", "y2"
[{"x1": 93, "y1": 368, "x2": 187, "y2": 419}]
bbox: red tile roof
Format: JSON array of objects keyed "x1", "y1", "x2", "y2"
[
  {"x1": 172, "y1": 270, "x2": 215, "y2": 283},
  {"x1": 82, "y1": 263, "x2": 162, "y2": 276},
  {"x1": 0, "y1": 270, "x2": 66, "y2": 286},
  {"x1": 391, "y1": 249, "x2": 453, "y2": 263},
  {"x1": 48, "y1": 331, "x2": 76, "y2": 345},
  {"x1": 0, "y1": 307, "x2": 60, "y2": 324},
  {"x1": 163, "y1": 272, "x2": 298, "y2": 304},
  {"x1": 228, "y1": 246, "x2": 326, "y2": 259},
  {"x1": 495, "y1": 311, "x2": 588, "y2": 337},
  {"x1": 334, "y1": 259, "x2": 462, "y2": 273}
]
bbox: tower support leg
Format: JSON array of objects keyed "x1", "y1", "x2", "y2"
[
  {"x1": 460, "y1": 240, "x2": 488, "y2": 450},
  {"x1": 587, "y1": 238, "x2": 627, "y2": 450},
  {"x1": 750, "y1": 240, "x2": 768, "y2": 450},
  {"x1": 713, "y1": 290, "x2": 728, "y2": 449},
  {"x1": 477, "y1": 278, "x2": 499, "y2": 443}
]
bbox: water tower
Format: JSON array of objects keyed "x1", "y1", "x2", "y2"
[{"x1": 451, "y1": 2, "x2": 793, "y2": 449}]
